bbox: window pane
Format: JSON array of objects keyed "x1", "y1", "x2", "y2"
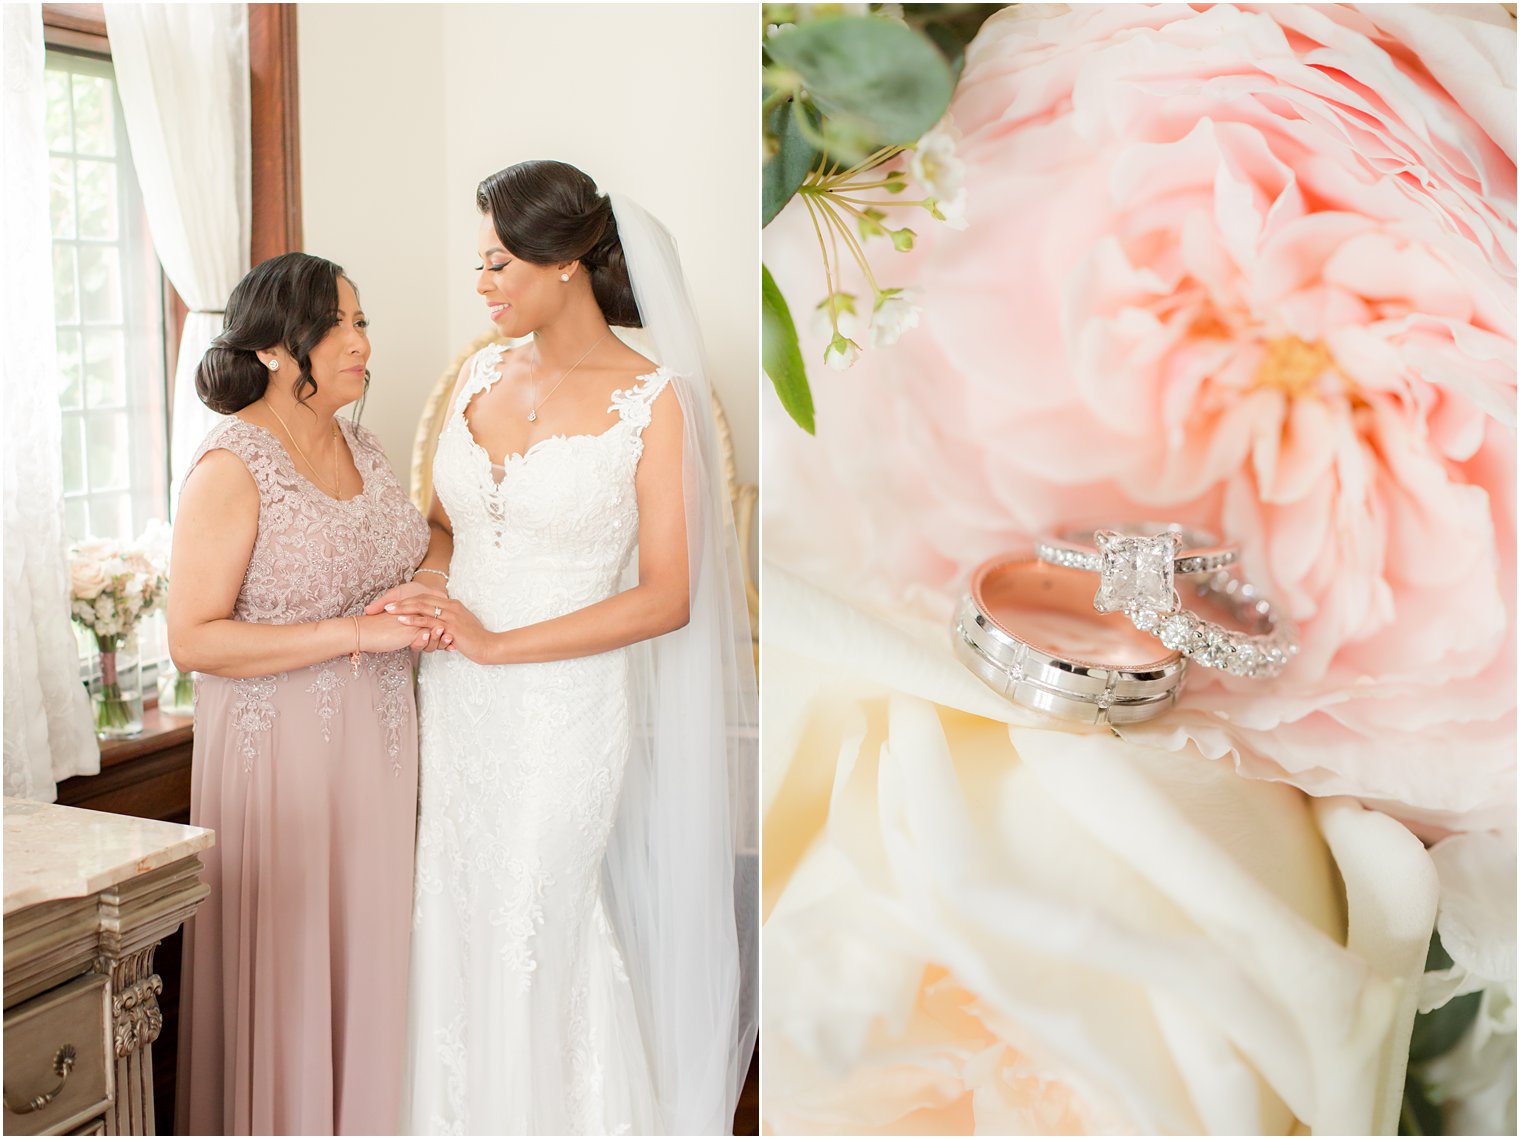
[
  {"x1": 64, "y1": 497, "x2": 88, "y2": 540},
  {"x1": 70, "y1": 74, "x2": 114, "y2": 158},
  {"x1": 84, "y1": 330, "x2": 126, "y2": 408},
  {"x1": 44, "y1": 70, "x2": 72, "y2": 151},
  {"x1": 57, "y1": 328, "x2": 82, "y2": 408},
  {"x1": 75, "y1": 160, "x2": 118, "y2": 240},
  {"x1": 86, "y1": 412, "x2": 130, "y2": 491},
  {"x1": 52, "y1": 244, "x2": 78, "y2": 323},
  {"x1": 89, "y1": 493, "x2": 133, "y2": 540},
  {"x1": 61, "y1": 416, "x2": 86, "y2": 494},
  {"x1": 77, "y1": 245, "x2": 122, "y2": 324},
  {"x1": 49, "y1": 156, "x2": 74, "y2": 238}
]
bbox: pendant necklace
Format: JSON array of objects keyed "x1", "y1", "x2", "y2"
[{"x1": 527, "y1": 330, "x2": 611, "y2": 422}]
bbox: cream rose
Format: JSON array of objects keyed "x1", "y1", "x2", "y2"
[
  {"x1": 69, "y1": 557, "x2": 109, "y2": 601},
  {"x1": 762, "y1": 568, "x2": 1439, "y2": 1134}
]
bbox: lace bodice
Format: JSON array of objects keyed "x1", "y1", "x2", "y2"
[
  {"x1": 187, "y1": 416, "x2": 430, "y2": 627},
  {"x1": 432, "y1": 343, "x2": 673, "y2": 629}
]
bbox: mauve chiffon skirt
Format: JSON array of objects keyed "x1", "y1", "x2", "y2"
[{"x1": 176, "y1": 661, "x2": 418, "y2": 1136}]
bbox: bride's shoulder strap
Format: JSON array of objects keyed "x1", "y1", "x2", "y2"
[
  {"x1": 608, "y1": 366, "x2": 676, "y2": 434},
  {"x1": 449, "y1": 342, "x2": 508, "y2": 416}
]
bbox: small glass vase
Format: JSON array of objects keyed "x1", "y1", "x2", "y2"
[
  {"x1": 157, "y1": 667, "x2": 196, "y2": 717},
  {"x1": 92, "y1": 634, "x2": 143, "y2": 739}
]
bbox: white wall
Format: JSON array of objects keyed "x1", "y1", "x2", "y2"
[{"x1": 298, "y1": 3, "x2": 758, "y2": 491}]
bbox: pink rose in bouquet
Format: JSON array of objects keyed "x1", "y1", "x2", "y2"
[{"x1": 764, "y1": 2, "x2": 1516, "y2": 830}]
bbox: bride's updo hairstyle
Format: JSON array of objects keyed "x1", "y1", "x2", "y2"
[
  {"x1": 476, "y1": 160, "x2": 642, "y2": 328},
  {"x1": 195, "y1": 251, "x2": 356, "y2": 413}
]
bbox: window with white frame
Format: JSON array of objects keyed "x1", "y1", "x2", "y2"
[{"x1": 45, "y1": 48, "x2": 169, "y2": 546}]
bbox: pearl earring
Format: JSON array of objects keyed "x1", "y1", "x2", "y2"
[
  {"x1": 267, "y1": 359, "x2": 280, "y2": 372},
  {"x1": 560, "y1": 273, "x2": 570, "y2": 282}
]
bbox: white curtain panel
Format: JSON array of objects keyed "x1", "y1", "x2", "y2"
[
  {"x1": 105, "y1": 3, "x2": 250, "y2": 499},
  {"x1": 1, "y1": 3, "x2": 101, "y2": 800}
]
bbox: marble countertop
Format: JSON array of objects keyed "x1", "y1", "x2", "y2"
[{"x1": 4, "y1": 798, "x2": 214, "y2": 915}]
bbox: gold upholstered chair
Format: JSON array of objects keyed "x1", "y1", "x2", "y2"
[{"x1": 408, "y1": 332, "x2": 758, "y2": 635}]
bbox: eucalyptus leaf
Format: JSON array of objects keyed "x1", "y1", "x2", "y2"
[
  {"x1": 762, "y1": 265, "x2": 815, "y2": 435},
  {"x1": 763, "y1": 102, "x2": 816, "y2": 228},
  {"x1": 766, "y1": 15, "x2": 954, "y2": 148}
]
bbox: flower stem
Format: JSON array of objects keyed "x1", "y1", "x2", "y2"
[
  {"x1": 816, "y1": 198, "x2": 883, "y2": 295},
  {"x1": 800, "y1": 193, "x2": 842, "y2": 332}
]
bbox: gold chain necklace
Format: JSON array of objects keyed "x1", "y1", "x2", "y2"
[
  {"x1": 527, "y1": 330, "x2": 611, "y2": 422},
  {"x1": 265, "y1": 401, "x2": 342, "y2": 499}
]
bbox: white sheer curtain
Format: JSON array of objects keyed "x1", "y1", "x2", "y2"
[
  {"x1": 104, "y1": 3, "x2": 250, "y2": 497},
  {"x1": 2, "y1": 3, "x2": 100, "y2": 799}
]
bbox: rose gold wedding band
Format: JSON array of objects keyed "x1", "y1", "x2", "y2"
[{"x1": 952, "y1": 554, "x2": 1187, "y2": 725}]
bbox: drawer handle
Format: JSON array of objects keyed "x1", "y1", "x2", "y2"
[{"x1": 4, "y1": 1044, "x2": 77, "y2": 1114}]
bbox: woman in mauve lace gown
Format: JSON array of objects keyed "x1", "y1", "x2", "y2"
[{"x1": 167, "y1": 253, "x2": 442, "y2": 1135}]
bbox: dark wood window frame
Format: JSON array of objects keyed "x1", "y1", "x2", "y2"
[{"x1": 43, "y1": 5, "x2": 301, "y2": 1129}]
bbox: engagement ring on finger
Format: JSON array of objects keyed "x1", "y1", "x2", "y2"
[{"x1": 433, "y1": 606, "x2": 442, "y2": 618}]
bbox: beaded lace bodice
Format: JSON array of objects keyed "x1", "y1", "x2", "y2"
[
  {"x1": 432, "y1": 343, "x2": 672, "y2": 628},
  {"x1": 188, "y1": 416, "x2": 430, "y2": 628}
]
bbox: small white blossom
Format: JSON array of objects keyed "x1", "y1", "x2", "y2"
[
  {"x1": 869, "y1": 290, "x2": 922, "y2": 348},
  {"x1": 824, "y1": 333, "x2": 862, "y2": 371},
  {"x1": 912, "y1": 123, "x2": 969, "y2": 230},
  {"x1": 911, "y1": 125, "x2": 964, "y2": 198}
]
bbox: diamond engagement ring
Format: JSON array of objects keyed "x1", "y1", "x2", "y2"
[
  {"x1": 1035, "y1": 523, "x2": 1238, "y2": 585},
  {"x1": 952, "y1": 555, "x2": 1188, "y2": 724},
  {"x1": 1036, "y1": 526, "x2": 1297, "y2": 679},
  {"x1": 433, "y1": 606, "x2": 442, "y2": 618}
]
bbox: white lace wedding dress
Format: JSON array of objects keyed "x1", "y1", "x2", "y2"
[{"x1": 401, "y1": 343, "x2": 672, "y2": 1135}]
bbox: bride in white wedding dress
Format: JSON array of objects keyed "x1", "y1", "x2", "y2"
[{"x1": 372, "y1": 161, "x2": 757, "y2": 1135}]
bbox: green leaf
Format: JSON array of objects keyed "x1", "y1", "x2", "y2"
[
  {"x1": 766, "y1": 15, "x2": 955, "y2": 148},
  {"x1": 921, "y1": 19, "x2": 970, "y2": 82},
  {"x1": 763, "y1": 101, "x2": 817, "y2": 227},
  {"x1": 762, "y1": 264, "x2": 815, "y2": 434},
  {"x1": 1409, "y1": 990, "x2": 1483, "y2": 1063},
  {"x1": 1399, "y1": 1073, "x2": 1443, "y2": 1136}
]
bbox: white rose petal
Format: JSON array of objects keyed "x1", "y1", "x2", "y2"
[{"x1": 761, "y1": 568, "x2": 1439, "y2": 1136}]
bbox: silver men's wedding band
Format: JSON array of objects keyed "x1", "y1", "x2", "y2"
[
  {"x1": 1035, "y1": 522, "x2": 1239, "y2": 576},
  {"x1": 952, "y1": 556, "x2": 1187, "y2": 726}
]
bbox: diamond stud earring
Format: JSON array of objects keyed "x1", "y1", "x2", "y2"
[
  {"x1": 267, "y1": 359, "x2": 280, "y2": 371},
  {"x1": 560, "y1": 273, "x2": 570, "y2": 282}
]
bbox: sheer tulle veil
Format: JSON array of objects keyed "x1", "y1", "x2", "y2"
[{"x1": 601, "y1": 193, "x2": 759, "y2": 1133}]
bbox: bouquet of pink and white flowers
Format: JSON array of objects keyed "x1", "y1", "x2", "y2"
[{"x1": 69, "y1": 521, "x2": 171, "y2": 734}]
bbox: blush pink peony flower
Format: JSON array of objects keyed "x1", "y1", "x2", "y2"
[{"x1": 763, "y1": 3, "x2": 1517, "y2": 831}]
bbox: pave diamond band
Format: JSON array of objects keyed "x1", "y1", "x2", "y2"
[
  {"x1": 952, "y1": 557, "x2": 1187, "y2": 725},
  {"x1": 1035, "y1": 524, "x2": 1239, "y2": 577}
]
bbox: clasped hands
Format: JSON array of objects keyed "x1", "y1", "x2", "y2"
[{"x1": 364, "y1": 581, "x2": 494, "y2": 663}]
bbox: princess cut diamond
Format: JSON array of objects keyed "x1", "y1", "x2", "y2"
[{"x1": 1093, "y1": 530, "x2": 1180, "y2": 615}]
